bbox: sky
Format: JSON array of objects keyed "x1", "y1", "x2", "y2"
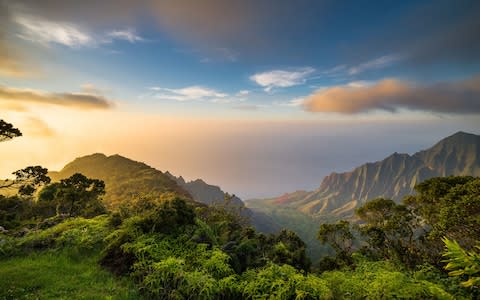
[{"x1": 1, "y1": 0, "x2": 479, "y2": 198}]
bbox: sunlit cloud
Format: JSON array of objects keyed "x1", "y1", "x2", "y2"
[
  {"x1": 303, "y1": 76, "x2": 480, "y2": 114},
  {"x1": 105, "y1": 28, "x2": 144, "y2": 43},
  {"x1": 23, "y1": 117, "x2": 55, "y2": 137},
  {"x1": 250, "y1": 67, "x2": 315, "y2": 92},
  {"x1": 0, "y1": 85, "x2": 113, "y2": 110},
  {"x1": 14, "y1": 14, "x2": 93, "y2": 48},
  {"x1": 149, "y1": 86, "x2": 228, "y2": 102}
]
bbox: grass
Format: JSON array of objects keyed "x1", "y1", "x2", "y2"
[{"x1": 0, "y1": 249, "x2": 140, "y2": 300}]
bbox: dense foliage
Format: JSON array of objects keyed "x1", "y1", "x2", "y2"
[
  {"x1": 317, "y1": 176, "x2": 480, "y2": 298},
  {"x1": 1, "y1": 158, "x2": 478, "y2": 299}
]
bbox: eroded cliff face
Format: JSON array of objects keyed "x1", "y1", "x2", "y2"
[{"x1": 257, "y1": 131, "x2": 480, "y2": 219}]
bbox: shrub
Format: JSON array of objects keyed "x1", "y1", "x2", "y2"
[{"x1": 240, "y1": 263, "x2": 332, "y2": 299}]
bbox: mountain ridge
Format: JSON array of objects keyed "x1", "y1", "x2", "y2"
[
  {"x1": 49, "y1": 153, "x2": 280, "y2": 233},
  {"x1": 249, "y1": 131, "x2": 480, "y2": 219}
]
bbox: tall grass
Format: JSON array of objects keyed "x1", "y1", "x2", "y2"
[{"x1": 0, "y1": 249, "x2": 140, "y2": 299}]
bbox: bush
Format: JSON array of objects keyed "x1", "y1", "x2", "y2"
[
  {"x1": 320, "y1": 260, "x2": 454, "y2": 299},
  {"x1": 240, "y1": 263, "x2": 332, "y2": 299},
  {"x1": 2, "y1": 215, "x2": 110, "y2": 256}
]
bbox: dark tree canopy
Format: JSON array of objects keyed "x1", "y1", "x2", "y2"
[
  {"x1": 405, "y1": 176, "x2": 480, "y2": 247},
  {"x1": 318, "y1": 220, "x2": 354, "y2": 258},
  {"x1": 0, "y1": 120, "x2": 22, "y2": 142},
  {"x1": 56, "y1": 173, "x2": 106, "y2": 217},
  {"x1": 0, "y1": 166, "x2": 51, "y2": 196}
]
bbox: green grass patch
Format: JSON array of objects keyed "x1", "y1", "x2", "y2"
[{"x1": 0, "y1": 250, "x2": 140, "y2": 300}]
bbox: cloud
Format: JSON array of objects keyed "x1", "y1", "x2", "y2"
[
  {"x1": 23, "y1": 117, "x2": 55, "y2": 137},
  {"x1": 236, "y1": 90, "x2": 250, "y2": 97},
  {"x1": 105, "y1": 28, "x2": 144, "y2": 43},
  {"x1": 150, "y1": 86, "x2": 228, "y2": 102},
  {"x1": 347, "y1": 54, "x2": 402, "y2": 75},
  {"x1": 14, "y1": 13, "x2": 93, "y2": 48},
  {"x1": 303, "y1": 76, "x2": 480, "y2": 114},
  {"x1": 13, "y1": 13, "x2": 146, "y2": 48},
  {"x1": 6, "y1": 0, "x2": 298, "y2": 59},
  {"x1": 0, "y1": 85, "x2": 113, "y2": 110},
  {"x1": 320, "y1": 64, "x2": 347, "y2": 76},
  {"x1": 318, "y1": 54, "x2": 401, "y2": 79},
  {"x1": 274, "y1": 98, "x2": 304, "y2": 107},
  {"x1": 250, "y1": 67, "x2": 315, "y2": 92},
  {"x1": 5, "y1": 0, "x2": 480, "y2": 69}
]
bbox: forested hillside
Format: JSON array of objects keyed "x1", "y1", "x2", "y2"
[{"x1": 49, "y1": 153, "x2": 280, "y2": 233}]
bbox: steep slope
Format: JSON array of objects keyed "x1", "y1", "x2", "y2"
[
  {"x1": 165, "y1": 172, "x2": 244, "y2": 207},
  {"x1": 165, "y1": 172, "x2": 280, "y2": 233},
  {"x1": 250, "y1": 131, "x2": 480, "y2": 219},
  {"x1": 414, "y1": 131, "x2": 480, "y2": 176},
  {"x1": 49, "y1": 153, "x2": 192, "y2": 208}
]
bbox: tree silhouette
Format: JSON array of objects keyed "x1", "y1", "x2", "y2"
[
  {"x1": 0, "y1": 120, "x2": 22, "y2": 142},
  {"x1": 0, "y1": 166, "x2": 51, "y2": 195}
]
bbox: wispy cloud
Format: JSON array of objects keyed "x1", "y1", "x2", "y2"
[
  {"x1": 149, "y1": 86, "x2": 228, "y2": 102},
  {"x1": 24, "y1": 117, "x2": 55, "y2": 137},
  {"x1": 13, "y1": 13, "x2": 145, "y2": 48},
  {"x1": 0, "y1": 85, "x2": 113, "y2": 110},
  {"x1": 303, "y1": 76, "x2": 480, "y2": 114},
  {"x1": 250, "y1": 67, "x2": 315, "y2": 92},
  {"x1": 14, "y1": 14, "x2": 93, "y2": 48},
  {"x1": 105, "y1": 28, "x2": 144, "y2": 43},
  {"x1": 274, "y1": 97, "x2": 304, "y2": 107},
  {"x1": 347, "y1": 54, "x2": 402, "y2": 75},
  {"x1": 236, "y1": 90, "x2": 250, "y2": 97},
  {"x1": 318, "y1": 54, "x2": 402, "y2": 79}
]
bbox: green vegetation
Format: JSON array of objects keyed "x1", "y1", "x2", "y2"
[
  {"x1": 443, "y1": 238, "x2": 480, "y2": 288},
  {"x1": 316, "y1": 176, "x2": 480, "y2": 299},
  {"x1": 0, "y1": 250, "x2": 139, "y2": 299},
  {"x1": 48, "y1": 153, "x2": 191, "y2": 209},
  {"x1": 2, "y1": 175, "x2": 477, "y2": 298},
  {"x1": 0, "y1": 124, "x2": 478, "y2": 299},
  {"x1": 245, "y1": 201, "x2": 329, "y2": 262}
]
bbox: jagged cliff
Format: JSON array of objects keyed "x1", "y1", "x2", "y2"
[{"x1": 252, "y1": 131, "x2": 480, "y2": 219}]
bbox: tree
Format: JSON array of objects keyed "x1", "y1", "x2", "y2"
[
  {"x1": 317, "y1": 220, "x2": 354, "y2": 261},
  {"x1": 405, "y1": 176, "x2": 480, "y2": 251},
  {"x1": 0, "y1": 120, "x2": 22, "y2": 142},
  {"x1": 0, "y1": 195, "x2": 31, "y2": 229},
  {"x1": 0, "y1": 166, "x2": 51, "y2": 196},
  {"x1": 271, "y1": 229, "x2": 311, "y2": 271},
  {"x1": 55, "y1": 173, "x2": 106, "y2": 217},
  {"x1": 356, "y1": 198, "x2": 419, "y2": 266}
]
